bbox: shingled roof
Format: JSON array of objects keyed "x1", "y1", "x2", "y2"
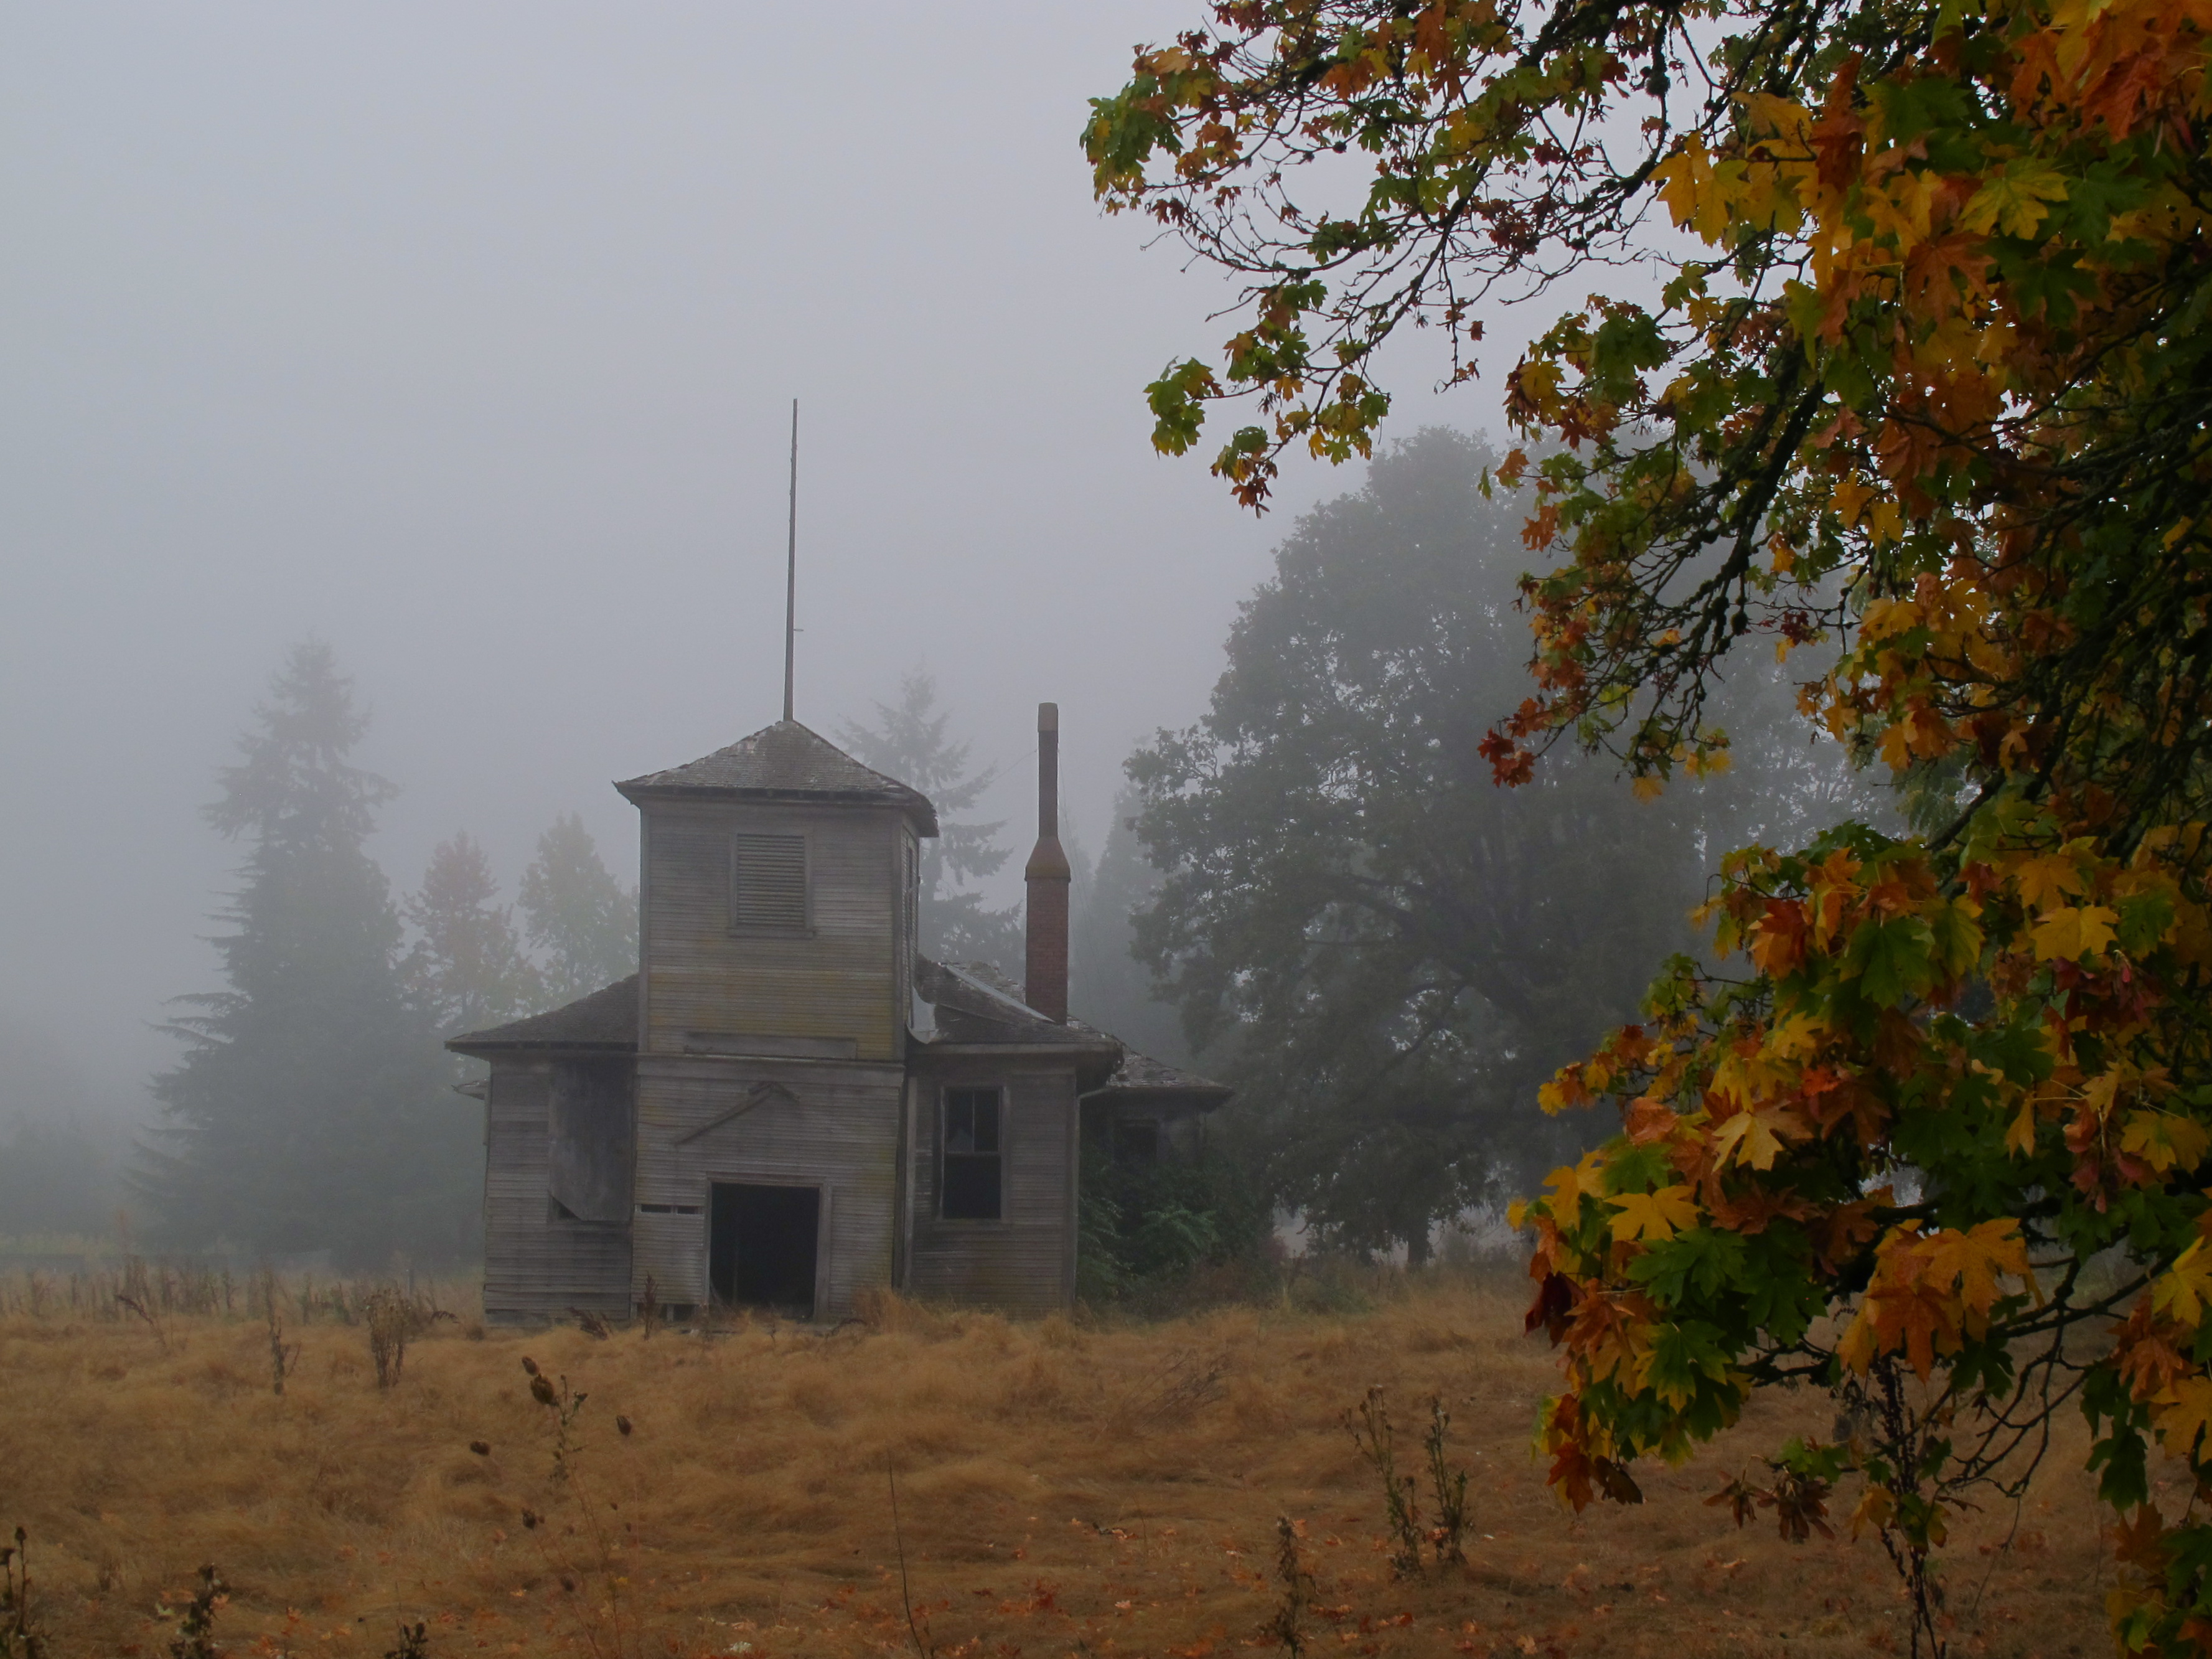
[
  {"x1": 1080, "y1": 1048, "x2": 1234, "y2": 1114},
  {"x1": 914, "y1": 958, "x2": 1113, "y2": 1051},
  {"x1": 614, "y1": 720, "x2": 938, "y2": 835},
  {"x1": 911, "y1": 957, "x2": 1229, "y2": 1112},
  {"x1": 446, "y1": 975, "x2": 638, "y2": 1055}
]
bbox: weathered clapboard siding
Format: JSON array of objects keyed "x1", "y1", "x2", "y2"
[
  {"x1": 630, "y1": 1055, "x2": 902, "y2": 1317},
  {"x1": 639, "y1": 802, "x2": 904, "y2": 1063},
  {"x1": 482, "y1": 1060, "x2": 632, "y2": 1324},
  {"x1": 903, "y1": 1056, "x2": 1079, "y2": 1313}
]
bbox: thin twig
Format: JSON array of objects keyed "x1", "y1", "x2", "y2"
[
  {"x1": 1970, "y1": 1491, "x2": 2028, "y2": 1617},
  {"x1": 888, "y1": 1457, "x2": 930, "y2": 1659}
]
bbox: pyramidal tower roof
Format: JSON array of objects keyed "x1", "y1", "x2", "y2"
[{"x1": 615, "y1": 719, "x2": 938, "y2": 835}]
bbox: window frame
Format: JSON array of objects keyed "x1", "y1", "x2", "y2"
[
  {"x1": 728, "y1": 830, "x2": 813, "y2": 938},
  {"x1": 939, "y1": 1085, "x2": 1005, "y2": 1223}
]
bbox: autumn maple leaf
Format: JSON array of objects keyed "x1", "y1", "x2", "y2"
[
  {"x1": 1749, "y1": 899, "x2": 1811, "y2": 975},
  {"x1": 1607, "y1": 1184, "x2": 1701, "y2": 1242},
  {"x1": 2013, "y1": 853, "x2": 2087, "y2": 911},
  {"x1": 1921, "y1": 1220, "x2": 2029, "y2": 1322},
  {"x1": 1712, "y1": 1101, "x2": 1806, "y2": 1170},
  {"x1": 2119, "y1": 1111, "x2": 2210, "y2": 1177},
  {"x1": 2153, "y1": 1238, "x2": 2212, "y2": 1330},
  {"x1": 1840, "y1": 1221, "x2": 2027, "y2": 1376},
  {"x1": 2029, "y1": 904, "x2": 2119, "y2": 962}
]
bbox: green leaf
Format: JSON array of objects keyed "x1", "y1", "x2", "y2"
[
  {"x1": 1844, "y1": 914, "x2": 1936, "y2": 1007},
  {"x1": 2118, "y1": 889, "x2": 2175, "y2": 956},
  {"x1": 1628, "y1": 1226, "x2": 1748, "y2": 1305},
  {"x1": 1145, "y1": 359, "x2": 1217, "y2": 456}
]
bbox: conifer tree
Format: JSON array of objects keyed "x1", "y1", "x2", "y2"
[
  {"x1": 838, "y1": 670, "x2": 1024, "y2": 973},
  {"x1": 404, "y1": 832, "x2": 540, "y2": 1035},
  {"x1": 138, "y1": 643, "x2": 476, "y2": 1264},
  {"x1": 517, "y1": 814, "x2": 635, "y2": 1006}
]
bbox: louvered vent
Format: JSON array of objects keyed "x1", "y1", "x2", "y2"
[{"x1": 731, "y1": 834, "x2": 808, "y2": 931}]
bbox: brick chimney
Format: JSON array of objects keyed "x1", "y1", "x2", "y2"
[{"x1": 1023, "y1": 702, "x2": 1071, "y2": 1023}]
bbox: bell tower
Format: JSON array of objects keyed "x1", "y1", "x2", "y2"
[{"x1": 616, "y1": 721, "x2": 936, "y2": 1063}]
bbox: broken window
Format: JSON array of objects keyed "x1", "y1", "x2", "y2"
[
  {"x1": 730, "y1": 833, "x2": 808, "y2": 931},
  {"x1": 941, "y1": 1087, "x2": 1003, "y2": 1220}
]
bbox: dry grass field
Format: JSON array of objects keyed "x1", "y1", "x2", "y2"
[{"x1": 0, "y1": 1270, "x2": 2116, "y2": 1658}]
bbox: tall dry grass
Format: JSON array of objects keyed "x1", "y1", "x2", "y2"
[{"x1": 0, "y1": 1268, "x2": 2109, "y2": 1658}]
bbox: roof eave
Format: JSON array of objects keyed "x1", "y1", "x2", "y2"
[
  {"x1": 915, "y1": 1039, "x2": 1123, "y2": 1061},
  {"x1": 613, "y1": 781, "x2": 939, "y2": 837},
  {"x1": 445, "y1": 1037, "x2": 637, "y2": 1059},
  {"x1": 1079, "y1": 1084, "x2": 1234, "y2": 1112}
]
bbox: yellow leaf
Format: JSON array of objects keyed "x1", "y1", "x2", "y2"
[
  {"x1": 1832, "y1": 474, "x2": 1875, "y2": 529},
  {"x1": 1633, "y1": 776, "x2": 1666, "y2": 801},
  {"x1": 1878, "y1": 721, "x2": 1915, "y2": 771},
  {"x1": 2079, "y1": 1069, "x2": 2124, "y2": 1123},
  {"x1": 1713, "y1": 1043, "x2": 1796, "y2": 1109},
  {"x1": 1653, "y1": 136, "x2": 1731, "y2": 242},
  {"x1": 1740, "y1": 92, "x2": 1812, "y2": 141},
  {"x1": 1607, "y1": 1184, "x2": 1701, "y2": 1243},
  {"x1": 2153, "y1": 1376, "x2": 2212, "y2": 1460},
  {"x1": 2029, "y1": 905, "x2": 2120, "y2": 962},
  {"x1": 2123, "y1": 1111, "x2": 2212, "y2": 1177},
  {"x1": 2012, "y1": 854, "x2": 2086, "y2": 912},
  {"x1": 1542, "y1": 1163, "x2": 1582, "y2": 1211},
  {"x1": 2005, "y1": 1096, "x2": 2041, "y2": 1158},
  {"x1": 1766, "y1": 1012, "x2": 1827, "y2": 1059},
  {"x1": 1847, "y1": 1483, "x2": 1895, "y2": 1538},
  {"x1": 1711, "y1": 1102, "x2": 1800, "y2": 1170},
  {"x1": 2153, "y1": 1239, "x2": 2212, "y2": 1330},
  {"x1": 1837, "y1": 1308, "x2": 1879, "y2": 1375},
  {"x1": 1542, "y1": 1150, "x2": 1608, "y2": 1214},
  {"x1": 1862, "y1": 167, "x2": 1939, "y2": 253}
]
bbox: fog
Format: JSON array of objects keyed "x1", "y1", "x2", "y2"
[{"x1": 0, "y1": 4, "x2": 1568, "y2": 1145}]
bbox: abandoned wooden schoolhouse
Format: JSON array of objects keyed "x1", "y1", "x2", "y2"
[{"x1": 448, "y1": 705, "x2": 1228, "y2": 1324}]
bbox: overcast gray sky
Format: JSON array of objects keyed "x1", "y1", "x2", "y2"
[{"x1": 1, "y1": 3, "x2": 1537, "y2": 1124}]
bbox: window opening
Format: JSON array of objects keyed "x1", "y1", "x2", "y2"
[
  {"x1": 941, "y1": 1088, "x2": 1003, "y2": 1220},
  {"x1": 1113, "y1": 1120, "x2": 1160, "y2": 1166},
  {"x1": 730, "y1": 834, "x2": 808, "y2": 931}
]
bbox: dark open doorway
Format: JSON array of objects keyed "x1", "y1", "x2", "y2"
[{"x1": 708, "y1": 1183, "x2": 820, "y2": 1319}]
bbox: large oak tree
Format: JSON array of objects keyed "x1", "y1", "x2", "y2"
[{"x1": 1128, "y1": 428, "x2": 1782, "y2": 1255}]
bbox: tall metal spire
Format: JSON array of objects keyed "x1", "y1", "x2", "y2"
[{"x1": 782, "y1": 398, "x2": 799, "y2": 723}]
